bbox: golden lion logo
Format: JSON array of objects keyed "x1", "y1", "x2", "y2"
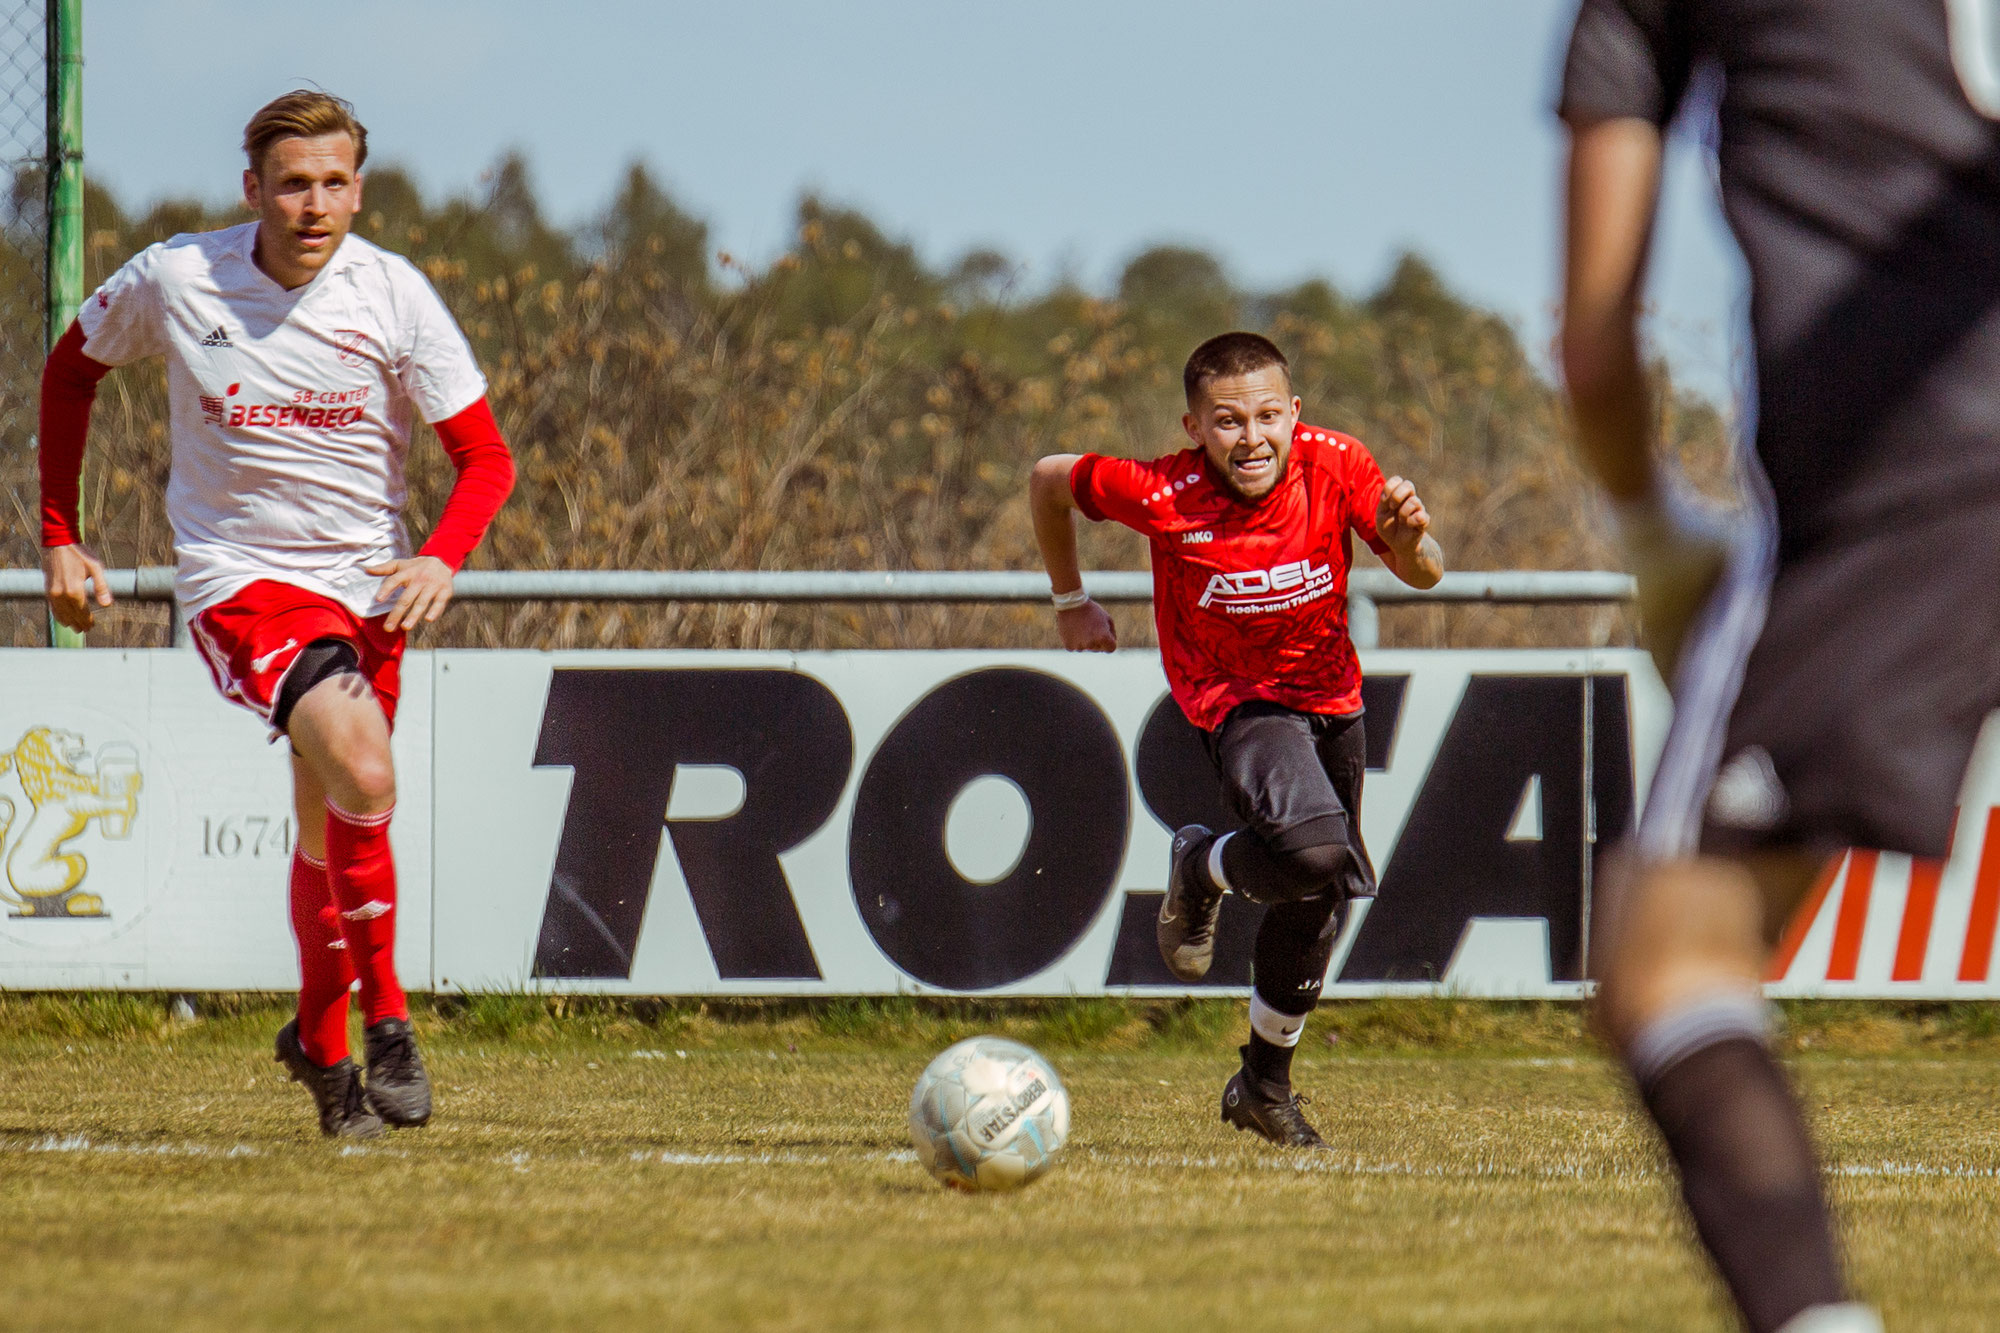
[{"x1": 0, "y1": 728, "x2": 142, "y2": 918}]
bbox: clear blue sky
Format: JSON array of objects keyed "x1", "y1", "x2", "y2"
[{"x1": 84, "y1": 0, "x2": 1744, "y2": 401}]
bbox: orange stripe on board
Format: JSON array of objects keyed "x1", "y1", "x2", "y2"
[
  {"x1": 1893, "y1": 856, "x2": 1949, "y2": 983},
  {"x1": 1957, "y1": 807, "x2": 2000, "y2": 982},
  {"x1": 1826, "y1": 849, "x2": 1878, "y2": 982},
  {"x1": 1766, "y1": 853, "x2": 1845, "y2": 983}
]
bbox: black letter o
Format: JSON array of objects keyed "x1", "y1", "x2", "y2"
[{"x1": 849, "y1": 668, "x2": 1128, "y2": 990}]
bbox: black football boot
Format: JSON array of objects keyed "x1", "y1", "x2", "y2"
[
  {"x1": 362, "y1": 1016, "x2": 433, "y2": 1128},
  {"x1": 274, "y1": 1019, "x2": 384, "y2": 1140},
  {"x1": 1221, "y1": 1047, "x2": 1329, "y2": 1150},
  {"x1": 1157, "y1": 824, "x2": 1223, "y2": 982}
]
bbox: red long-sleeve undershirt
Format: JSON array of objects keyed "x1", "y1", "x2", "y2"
[
  {"x1": 38, "y1": 321, "x2": 107, "y2": 548},
  {"x1": 419, "y1": 397, "x2": 516, "y2": 570},
  {"x1": 37, "y1": 319, "x2": 516, "y2": 570}
]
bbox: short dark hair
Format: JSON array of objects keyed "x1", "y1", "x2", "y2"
[{"x1": 1183, "y1": 331, "x2": 1290, "y2": 405}]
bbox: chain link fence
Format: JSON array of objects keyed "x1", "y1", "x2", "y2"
[{"x1": 1, "y1": 3, "x2": 46, "y2": 456}]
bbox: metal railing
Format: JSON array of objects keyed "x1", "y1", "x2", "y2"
[{"x1": 0, "y1": 566, "x2": 1637, "y2": 649}]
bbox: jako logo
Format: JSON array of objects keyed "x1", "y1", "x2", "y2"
[
  {"x1": 1181, "y1": 531, "x2": 1213, "y2": 544},
  {"x1": 1198, "y1": 559, "x2": 1334, "y2": 609}
]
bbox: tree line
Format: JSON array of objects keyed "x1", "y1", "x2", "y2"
[{"x1": 1, "y1": 158, "x2": 1728, "y2": 650}]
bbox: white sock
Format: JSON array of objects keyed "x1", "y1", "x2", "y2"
[
  {"x1": 1248, "y1": 993, "x2": 1305, "y2": 1048},
  {"x1": 1207, "y1": 832, "x2": 1235, "y2": 894},
  {"x1": 1774, "y1": 1304, "x2": 1883, "y2": 1333},
  {"x1": 1626, "y1": 990, "x2": 1770, "y2": 1088}
]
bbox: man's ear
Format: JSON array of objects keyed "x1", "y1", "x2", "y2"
[
  {"x1": 1291, "y1": 396, "x2": 1302, "y2": 419},
  {"x1": 1181, "y1": 410, "x2": 1201, "y2": 446},
  {"x1": 242, "y1": 168, "x2": 260, "y2": 212}
]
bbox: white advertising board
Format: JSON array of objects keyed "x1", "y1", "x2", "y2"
[
  {"x1": 0, "y1": 649, "x2": 431, "y2": 990},
  {"x1": 2, "y1": 643, "x2": 1995, "y2": 998}
]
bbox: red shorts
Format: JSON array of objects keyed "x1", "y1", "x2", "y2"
[{"x1": 188, "y1": 579, "x2": 405, "y2": 729}]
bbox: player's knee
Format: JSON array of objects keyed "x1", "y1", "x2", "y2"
[
  {"x1": 1272, "y1": 839, "x2": 1352, "y2": 896},
  {"x1": 328, "y1": 742, "x2": 397, "y2": 813},
  {"x1": 350, "y1": 757, "x2": 397, "y2": 811}
]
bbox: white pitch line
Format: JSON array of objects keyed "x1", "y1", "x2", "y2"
[
  {"x1": 5, "y1": 1133, "x2": 262, "y2": 1158},
  {"x1": 1833, "y1": 1162, "x2": 2000, "y2": 1180},
  {"x1": 6, "y1": 1135, "x2": 1996, "y2": 1185}
]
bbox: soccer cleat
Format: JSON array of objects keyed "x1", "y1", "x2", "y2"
[
  {"x1": 1157, "y1": 823, "x2": 1223, "y2": 982},
  {"x1": 274, "y1": 1019, "x2": 384, "y2": 1140},
  {"x1": 1221, "y1": 1052, "x2": 1329, "y2": 1150},
  {"x1": 363, "y1": 1016, "x2": 433, "y2": 1128}
]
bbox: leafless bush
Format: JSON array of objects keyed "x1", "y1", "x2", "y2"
[{"x1": 1, "y1": 167, "x2": 1732, "y2": 652}]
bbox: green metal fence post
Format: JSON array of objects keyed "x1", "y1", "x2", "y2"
[{"x1": 45, "y1": 0, "x2": 82, "y2": 647}]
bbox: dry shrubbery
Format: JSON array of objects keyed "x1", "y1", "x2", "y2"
[{"x1": 2, "y1": 160, "x2": 1730, "y2": 650}]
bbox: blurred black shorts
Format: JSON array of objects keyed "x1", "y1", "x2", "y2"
[{"x1": 1641, "y1": 507, "x2": 2000, "y2": 861}]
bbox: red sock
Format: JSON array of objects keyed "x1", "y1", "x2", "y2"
[
  {"x1": 324, "y1": 801, "x2": 408, "y2": 1026},
  {"x1": 289, "y1": 848, "x2": 355, "y2": 1065}
]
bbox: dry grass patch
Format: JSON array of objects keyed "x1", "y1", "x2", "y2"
[{"x1": 0, "y1": 998, "x2": 1995, "y2": 1330}]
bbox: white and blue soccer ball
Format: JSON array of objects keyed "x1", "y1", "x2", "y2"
[{"x1": 908, "y1": 1035, "x2": 1070, "y2": 1192}]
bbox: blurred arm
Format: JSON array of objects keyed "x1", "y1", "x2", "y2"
[{"x1": 1560, "y1": 116, "x2": 1665, "y2": 504}]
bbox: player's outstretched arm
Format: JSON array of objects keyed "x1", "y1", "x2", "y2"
[
  {"x1": 1029, "y1": 454, "x2": 1116, "y2": 652},
  {"x1": 39, "y1": 320, "x2": 115, "y2": 631},
  {"x1": 1375, "y1": 476, "x2": 1444, "y2": 590}
]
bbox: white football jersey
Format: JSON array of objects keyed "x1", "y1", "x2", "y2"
[{"x1": 77, "y1": 222, "x2": 487, "y2": 618}]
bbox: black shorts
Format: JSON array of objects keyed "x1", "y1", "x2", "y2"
[
  {"x1": 1644, "y1": 507, "x2": 2000, "y2": 860},
  {"x1": 1201, "y1": 701, "x2": 1378, "y2": 898}
]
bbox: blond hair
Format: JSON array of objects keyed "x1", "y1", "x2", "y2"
[{"x1": 242, "y1": 90, "x2": 368, "y2": 177}]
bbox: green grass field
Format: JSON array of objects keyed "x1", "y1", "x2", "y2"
[{"x1": 2, "y1": 996, "x2": 1996, "y2": 1331}]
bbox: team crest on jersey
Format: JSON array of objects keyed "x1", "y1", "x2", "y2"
[{"x1": 334, "y1": 329, "x2": 370, "y2": 368}]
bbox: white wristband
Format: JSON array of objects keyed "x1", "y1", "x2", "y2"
[{"x1": 1051, "y1": 587, "x2": 1091, "y2": 611}]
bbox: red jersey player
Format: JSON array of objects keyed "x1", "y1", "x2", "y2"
[
  {"x1": 1030, "y1": 331, "x2": 1443, "y2": 1147},
  {"x1": 38, "y1": 92, "x2": 515, "y2": 1139}
]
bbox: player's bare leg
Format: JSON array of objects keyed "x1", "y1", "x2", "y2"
[
  {"x1": 1596, "y1": 852, "x2": 1879, "y2": 1333},
  {"x1": 288, "y1": 674, "x2": 432, "y2": 1128}
]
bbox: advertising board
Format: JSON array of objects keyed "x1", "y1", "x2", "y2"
[{"x1": 1, "y1": 644, "x2": 1990, "y2": 997}]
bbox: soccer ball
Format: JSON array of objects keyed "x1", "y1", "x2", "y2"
[{"x1": 908, "y1": 1035, "x2": 1070, "y2": 1192}]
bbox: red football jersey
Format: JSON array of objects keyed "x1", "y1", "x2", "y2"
[{"x1": 1070, "y1": 422, "x2": 1391, "y2": 731}]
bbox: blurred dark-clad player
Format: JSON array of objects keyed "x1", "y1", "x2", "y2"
[
  {"x1": 1029, "y1": 332, "x2": 1443, "y2": 1147},
  {"x1": 1555, "y1": 2, "x2": 2000, "y2": 1329},
  {"x1": 39, "y1": 92, "x2": 515, "y2": 1139}
]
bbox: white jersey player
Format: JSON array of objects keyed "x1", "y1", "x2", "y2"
[{"x1": 38, "y1": 91, "x2": 515, "y2": 1139}]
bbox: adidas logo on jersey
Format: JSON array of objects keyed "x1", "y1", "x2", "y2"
[{"x1": 200, "y1": 325, "x2": 233, "y2": 348}]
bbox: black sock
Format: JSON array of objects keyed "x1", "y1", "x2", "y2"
[
  {"x1": 1244, "y1": 1033, "x2": 1294, "y2": 1091},
  {"x1": 1638, "y1": 1036, "x2": 1847, "y2": 1333}
]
